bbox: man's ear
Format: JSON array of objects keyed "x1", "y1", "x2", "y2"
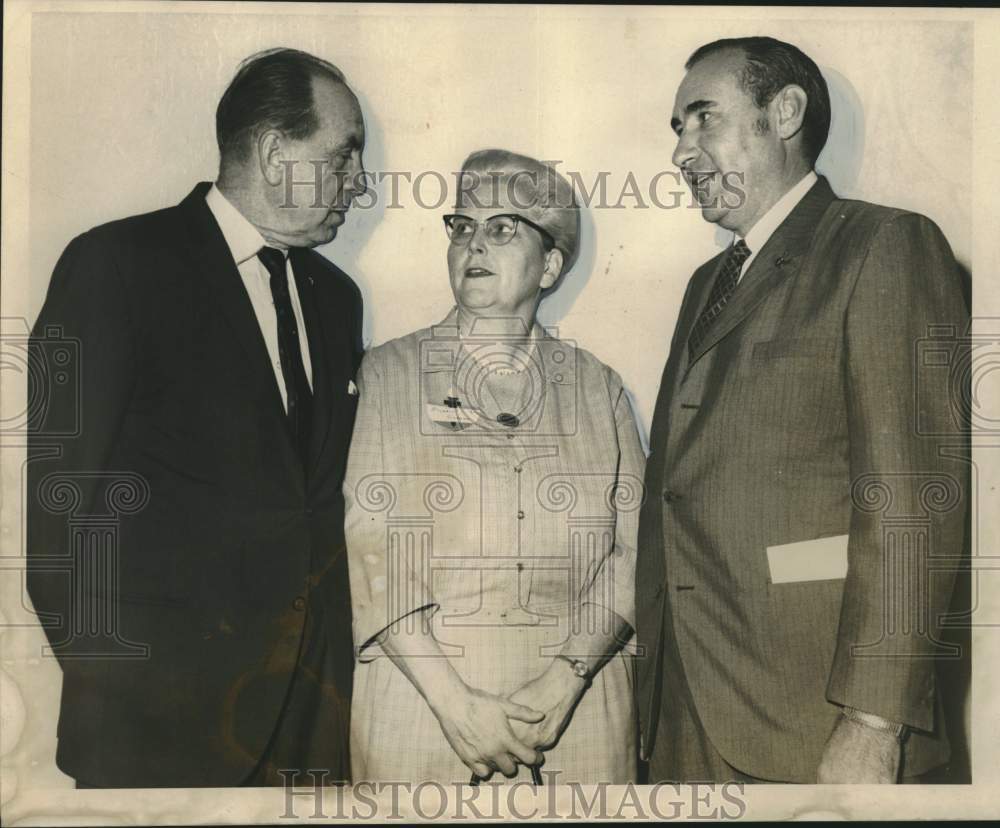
[
  {"x1": 771, "y1": 84, "x2": 808, "y2": 142},
  {"x1": 541, "y1": 248, "x2": 564, "y2": 290},
  {"x1": 257, "y1": 130, "x2": 287, "y2": 187}
]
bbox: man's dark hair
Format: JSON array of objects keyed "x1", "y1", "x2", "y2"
[
  {"x1": 686, "y1": 36, "x2": 831, "y2": 166},
  {"x1": 216, "y1": 47, "x2": 347, "y2": 164}
]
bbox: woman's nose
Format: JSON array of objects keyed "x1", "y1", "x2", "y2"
[{"x1": 467, "y1": 223, "x2": 488, "y2": 253}]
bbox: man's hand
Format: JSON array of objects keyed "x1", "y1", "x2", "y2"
[
  {"x1": 817, "y1": 715, "x2": 901, "y2": 783},
  {"x1": 507, "y1": 659, "x2": 588, "y2": 752},
  {"x1": 430, "y1": 684, "x2": 544, "y2": 779}
]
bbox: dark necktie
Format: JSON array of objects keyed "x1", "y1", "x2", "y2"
[
  {"x1": 687, "y1": 239, "x2": 752, "y2": 360},
  {"x1": 257, "y1": 246, "x2": 313, "y2": 463}
]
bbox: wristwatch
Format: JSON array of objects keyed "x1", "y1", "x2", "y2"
[
  {"x1": 555, "y1": 654, "x2": 591, "y2": 682},
  {"x1": 841, "y1": 706, "x2": 906, "y2": 740}
]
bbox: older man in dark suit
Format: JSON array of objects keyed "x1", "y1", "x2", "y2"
[
  {"x1": 27, "y1": 48, "x2": 366, "y2": 787},
  {"x1": 635, "y1": 37, "x2": 968, "y2": 783}
]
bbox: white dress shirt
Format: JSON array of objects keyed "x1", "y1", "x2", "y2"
[
  {"x1": 205, "y1": 184, "x2": 313, "y2": 412},
  {"x1": 736, "y1": 170, "x2": 818, "y2": 282}
]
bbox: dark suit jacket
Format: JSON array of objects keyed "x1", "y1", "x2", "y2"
[
  {"x1": 26, "y1": 182, "x2": 363, "y2": 787},
  {"x1": 635, "y1": 177, "x2": 969, "y2": 782}
]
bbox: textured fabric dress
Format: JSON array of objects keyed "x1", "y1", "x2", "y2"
[{"x1": 345, "y1": 308, "x2": 645, "y2": 784}]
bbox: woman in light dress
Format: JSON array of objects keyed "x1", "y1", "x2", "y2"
[{"x1": 345, "y1": 149, "x2": 644, "y2": 784}]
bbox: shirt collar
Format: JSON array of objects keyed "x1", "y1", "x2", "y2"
[
  {"x1": 205, "y1": 183, "x2": 268, "y2": 266},
  {"x1": 740, "y1": 170, "x2": 818, "y2": 254}
]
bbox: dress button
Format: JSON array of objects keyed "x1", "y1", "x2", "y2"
[
  {"x1": 292, "y1": 596, "x2": 306, "y2": 611},
  {"x1": 516, "y1": 562, "x2": 524, "y2": 572},
  {"x1": 517, "y1": 510, "x2": 525, "y2": 519},
  {"x1": 662, "y1": 490, "x2": 682, "y2": 503},
  {"x1": 514, "y1": 466, "x2": 522, "y2": 474}
]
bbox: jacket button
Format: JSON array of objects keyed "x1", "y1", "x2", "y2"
[
  {"x1": 292, "y1": 596, "x2": 306, "y2": 611},
  {"x1": 662, "y1": 490, "x2": 682, "y2": 503}
]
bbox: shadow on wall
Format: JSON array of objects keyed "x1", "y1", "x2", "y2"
[
  {"x1": 818, "y1": 65, "x2": 972, "y2": 306},
  {"x1": 537, "y1": 196, "x2": 597, "y2": 330},
  {"x1": 815, "y1": 66, "x2": 866, "y2": 200}
]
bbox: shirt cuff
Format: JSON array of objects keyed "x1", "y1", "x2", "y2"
[{"x1": 842, "y1": 706, "x2": 906, "y2": 738}]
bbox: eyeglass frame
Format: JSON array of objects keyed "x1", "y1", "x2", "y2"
[{"x1": 442, "y1": 213, "x2": 556, "y2": 250}]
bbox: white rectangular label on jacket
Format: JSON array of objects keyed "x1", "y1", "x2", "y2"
[{"x1": 766, "y1": 534, "x2": 849, "y2": 584}]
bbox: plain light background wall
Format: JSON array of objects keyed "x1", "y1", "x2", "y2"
[{"x1": 6, "y1": 3, "x2": 976, "y2": 802}]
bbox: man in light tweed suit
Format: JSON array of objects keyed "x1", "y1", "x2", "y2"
[{"x1": 635, "y1": 36, "x2": 968, "y2": 783}]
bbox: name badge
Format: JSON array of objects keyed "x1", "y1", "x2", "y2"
[{"x1": 425, "y1": 403, "x2": 473, "y2": 429}]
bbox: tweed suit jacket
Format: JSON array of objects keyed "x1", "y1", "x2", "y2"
[{"x1": 634, "y1": 177, "x2": 969, "y2": 782}]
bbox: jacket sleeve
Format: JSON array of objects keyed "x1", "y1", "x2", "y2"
[
  {"x1": 26, "y1": 229, "x2": 138, "y2": 656},
  {"x1": 826, "y1": 212, "x2": 968, "y2": 731},
  {"x1": 343, "y1": 351, "x2": 437, "y2": 661}
]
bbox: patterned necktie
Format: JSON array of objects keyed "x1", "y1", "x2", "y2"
[
  {"x1": 257, "y1": 246, "x2": 313, "y2": 463},
  {"x1": 687, "y1": 239, "x2": 752, "y2": 360}
]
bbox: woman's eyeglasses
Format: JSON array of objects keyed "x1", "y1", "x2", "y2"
[{"x1": 443, "y1": 213, "x2": 554, "y2": 248}]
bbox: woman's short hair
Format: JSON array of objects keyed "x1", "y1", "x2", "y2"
[{"x1": 457, "y1": 149, "x2": 580, "y2": 275}]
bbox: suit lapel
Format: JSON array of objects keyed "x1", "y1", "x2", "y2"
[
  {"x1": 651, "y1": 260, "x2": 721, "y2": 431},
  {"x1": 684, "y1": 177, "x2": 837, "y2": 374},
  {"x1": 179, "y1": 184, "x2": 285, "y2": 407},
  {"x1": 177, "y1": 183, "x2": 300, "y2": 477}
]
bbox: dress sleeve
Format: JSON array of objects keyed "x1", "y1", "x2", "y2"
[
  {"x1": 579, "y1": 367, "x2": 646, "y2": 636},
  {"x1": 343, "y1": 351, "x2": 438, "y2": 662}
]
